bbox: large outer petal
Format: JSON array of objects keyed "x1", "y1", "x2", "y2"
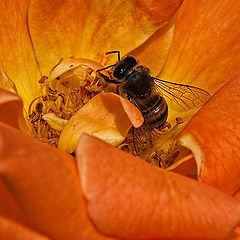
[
  {"x1": 178, "y1": 75, "x2": 240, "y2": 197},
  {"x1": 76, "y1": 134, "x2": 240, "y2": 240},
  {"x1": 28, "y1": 0, "x2": 183, "y2": 75},
  {"x1": 160, "y1": 0, "x2": 240, "y2": 94},
  {"x1": 0, "y1": 0, "x2": 41, "y2": 107},
  {"x1": 0, "y1": 123, "x2": 115, "y2": 240}
]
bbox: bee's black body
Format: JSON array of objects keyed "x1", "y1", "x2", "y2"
[{"x1": 97, "y1": 52, "x2": 168, "y2": 130}]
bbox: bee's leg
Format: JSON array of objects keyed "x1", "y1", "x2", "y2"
[
  {"x1": 96, "y1": 64, "x2": 116, "y2": 72},
  {"x1": 131, "y1": 127, "x2": 139, "y2": 156},
  {"x1": 97, "y1": 71, "x2": 120, "y2": 84}
]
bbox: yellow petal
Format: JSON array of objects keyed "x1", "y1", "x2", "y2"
[
  {"x1": 58, "y1": 92, "x2": 143, "y2": 153},
  {"x1": 28, "y1": 0, "x2": 183, "y2": 75},
  {"x1": 0, "y1": 1, "x2": 41, "y2": 108},
  {"x1": 160, "y1": 0, "x2": 240, "y2": 94}
]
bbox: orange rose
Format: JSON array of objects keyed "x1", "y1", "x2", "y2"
[{"x1": 0, "y1": 0, "x2": 240, "y2": 239}]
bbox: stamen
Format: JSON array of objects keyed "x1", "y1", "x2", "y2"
[{"x1": 28, "y1": 58, "x2": 111, "y2": 147}]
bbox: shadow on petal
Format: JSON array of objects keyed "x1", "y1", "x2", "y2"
[{"x1": 0, "y1": 216, "x2": 51, "y2": 240}]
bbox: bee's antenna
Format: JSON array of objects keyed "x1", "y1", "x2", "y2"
[{"x1": 106, "y1": 51, "x2": 121, "y2": 61}]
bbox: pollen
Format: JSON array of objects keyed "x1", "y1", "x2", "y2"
[{"x1": 28, "y1": 58, "x2": 112, "y2": 147}]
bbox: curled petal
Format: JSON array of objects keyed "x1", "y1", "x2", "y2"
[
  {"x1": 58, "y1": 92, "x2": 143, "y2": 153},
  {"x1": 0, "y1": 89, "x2": 27, "y2": 131},
  {"x1": 28, "y1": 0, "x2": 182, "y2": 75},
  {"x1": 0, "y1": 1, "x2": 41, "y2": 107},
  {"x1": 160, "y1": 0, "x2": 240, "y2": 94},
  {"x1": 178, "y1": 75, "x2": 240, "y2": 196},
  {"x1": 48, "y1": 57, "x2": 110, "y2": 82},
  {"x1": 76, "y1": 134, "x2": 240, "y2": 239},
  {"x1": 0, "y1": 123, "x2": 114, "y2": 240}
]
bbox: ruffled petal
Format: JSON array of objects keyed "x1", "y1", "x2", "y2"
[
  {"x1": 0, "y1": 217, "x2": 51, "y2": 240},
  {"x1": 0, "y1": 1, "x2": 41, "y2": 107},
  {"x1": 178, "y1": 75, "x2": 240, "y2": 196},
  {"x1": 0, "y1": 123, "x2": 114, "y2": 240},
  {"x1": 58, "y1": 92, "x2": 143, "y2": 153},
  {"x1": 0, "y1": 89, "x2": 27, "y2": 131},
  {"x1": 28, "y1": 0, "x2": 182, "y2": 75},
  {"x1": 76, "y1": 134, "x2": 240, "y2": 240},
  {"x1": 160, "y1": 0, "x2": 240, "y2": 94}
]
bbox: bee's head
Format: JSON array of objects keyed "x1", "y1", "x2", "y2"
[{"x1": 113, "y1": 56, "x2": 137, "y2": 80}]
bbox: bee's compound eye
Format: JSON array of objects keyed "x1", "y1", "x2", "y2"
[{"x1": 113, "y1": 68, "x2": 126, "y2": 79}]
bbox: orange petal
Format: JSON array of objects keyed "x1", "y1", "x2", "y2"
[
  {"x1": 58, "y1": 92, "x2": 143, "y2": 153},
  {"x1": 0, "y1": 67, "x2": 17, "y2": 94},
  {"x1": 0, "y1": 216, "x2": 51, "y2": 240},
  {"x1": 129, "y1": 19, "x2": 175, "y2": 76},
  {"x1": 0, "y1": 89, "x2": 27, "y2": 131},
  {"x1": 0, "y1": 123, "x2": 114, "y2": 240},
  {"x1": 0, "y1": 1, "x2": 41, "y2": 108},
  {"x1": 234, "y1": 227, "x2": 240, "y2": 240},
  {"x1": 167, "y1": 154, "x2": 197, "y2": 176},
  {"x1": 28, "y1": 0, "x2": 182, "y2": 75},
  {"x1": 178, "y1": 75, "x2": 240, "y2": 196},
  {"x1": 160, "y1": 0, "x2": 240, "y2": 94},
  {"x1": 76, "y1": 134, "x2": 240, "y2": 240},
  {"x1": 0, "y1": 178, "x2": 28, "y2": 225}
]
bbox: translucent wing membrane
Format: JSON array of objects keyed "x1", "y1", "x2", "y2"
[
  {"x1": 132, "y1": 124, "x2": 155, "y2": 161},
  {"x1": 153, "y1": 78, "x2": 210, "y2": 111}
]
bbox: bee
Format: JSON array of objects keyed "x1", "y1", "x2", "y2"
[{"x1": 97, "y1": 51, "x2": 210, "y2": 161}]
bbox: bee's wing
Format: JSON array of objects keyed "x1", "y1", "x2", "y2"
[
  {"x1": 126, "y1": 97, "x2": 155, "y2": 160},
  {"x1": 132, "y1": 124, "x2": 156, "y2": 161},
  {"x1": 153, "y1": 77, "x2": 210, "y2": 111}
]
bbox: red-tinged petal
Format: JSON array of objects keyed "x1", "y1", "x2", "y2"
[
  {"x1": 0, "y1": 89, "x2": 27, "y2": 131},
  {"x1": 0, "y1": 217, "x2": 51, "y2": 240},
  {"x1": 160, "y1": 0, "x2": 240, "y2": 94},
  {"x1": 76, "y1": 134, "x2": 240, "y2": 240},
  {"x1": 0, "y1": 123, "x2": 115, "y2": 240},
  {"x1": 178, "y1": 75, "x2": 240, "y2": 196},
  {"x1": 58, "y1": 92, "x2": 143, "y2": 153},
  {"x1": 0, "y1": 1, "x2": 41, "y2": 107},
  {"x1": 28, "y1": 0, "x2": 183, "y2": 75}
]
